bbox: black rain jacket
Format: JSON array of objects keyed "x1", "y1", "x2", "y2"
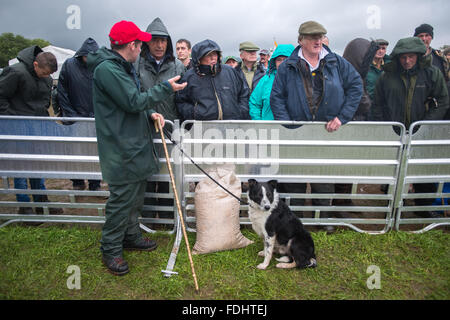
[
  {"x1": 175, "y1": 39, "x2": 249, "y2": 121},
  {"x1": 57, "y1": 38, "x2": 99, "y2": 118}
]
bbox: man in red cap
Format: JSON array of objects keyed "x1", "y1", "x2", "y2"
[{"x1": 87, "y1": 20, "x2": 187, "y2": 275}]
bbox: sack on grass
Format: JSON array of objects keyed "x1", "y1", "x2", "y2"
[{"x1": 193, "y1": 164, "x2": 253, "y2": 254}]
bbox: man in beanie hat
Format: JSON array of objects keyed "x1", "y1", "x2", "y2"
[
  {"x1": 236, "y1": 41, "x2": 266, "y2": 98},
  {"x1": 271, "y1": 21, "x2": 362, "y2": 231},
  {"x1": 87, "y1": 20, "x2": 187, "y2": 275},
  {"x1": 414, "y1": 23, "x2": 449, "y2": 89}
]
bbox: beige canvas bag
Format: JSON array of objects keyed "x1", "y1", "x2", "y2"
[{"x1": 193, "y1": 165, "x2": 253, "y2": 254}]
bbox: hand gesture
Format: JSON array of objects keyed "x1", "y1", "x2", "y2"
[{"x1": 167, "y1": 75, "x2": 187, "y2": 92}]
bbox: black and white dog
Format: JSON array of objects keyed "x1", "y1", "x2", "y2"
[{"x1": 247, "y1": 179, "x2": 317, "y2": 270}]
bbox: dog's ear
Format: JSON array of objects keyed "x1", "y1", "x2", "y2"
[{"x1": 268, "y1": 180, "x2": 278, "y2": 190}]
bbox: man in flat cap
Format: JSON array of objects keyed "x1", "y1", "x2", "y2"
[
  {"x1": 270, "y1": 21, "x2": 362, "y2": 231},
  {"x1": 366, "y1": 39, "x2": 390, "y2": 103},
  {"x1": 236, "y1": 41, "x2": 266, "y2": 99}
]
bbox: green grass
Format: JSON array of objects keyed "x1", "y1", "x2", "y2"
[{"x1": 0, "y1": 225, "x2": 449, "y2": 300}]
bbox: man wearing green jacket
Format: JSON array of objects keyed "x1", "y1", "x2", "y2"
[
  {"x1": 372, "y1": 37, "x2": 448, "y2": 129},
  {"x1": 372, "y1": 37, "x2": 448, "y2": 219},
  {"x1": 87, "y1": 20, "x2": 186, "y2": 275}
]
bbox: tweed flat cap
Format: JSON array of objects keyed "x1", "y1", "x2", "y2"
[
  {"x1": 298, "y1": 21, "x2": 327, "y2": 35},
  {"x1": 239, "y1": 41, "x2": 260, "y2": 51}
]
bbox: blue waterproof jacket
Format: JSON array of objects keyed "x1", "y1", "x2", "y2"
[{"x1": 270, "y1": 45, "x2": 363, "y2": 123}]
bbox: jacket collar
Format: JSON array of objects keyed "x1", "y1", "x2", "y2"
[{"x1": 286, "y1": 45, "x2": 336, "y2": 69}]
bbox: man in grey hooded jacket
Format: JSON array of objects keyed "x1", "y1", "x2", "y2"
[
  {"x1": 134, "y1": 17, "x2": 185, "y2": 122},
  {"x1": 134, "y1": 17, "x2": 185, "y2": 222}
]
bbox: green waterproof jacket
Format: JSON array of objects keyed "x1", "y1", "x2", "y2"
[
  {"x1": 87, "y1": 47, "x2": 173, "y2": 185},
  {"x1": 0, "y1": 45, "x2": 52, "y2": 116},
  {"x1": 372, "y1": 37, "x2": 449, "y2": 129},
  {"x1": 249, "y1": 44, "x2": 295, "y2": 120},
  {"x1": 134, "y1": 17, "x2": 185, "y2": 121},
  {"x1": 365, "y1": 54, "x2": 391, "y2": 102}
]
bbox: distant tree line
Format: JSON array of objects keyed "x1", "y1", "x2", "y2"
[{"x1": 0, "y1": 33, "x2": 50, "y2": 68}]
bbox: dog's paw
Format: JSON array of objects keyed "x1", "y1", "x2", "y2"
[
  {"x1": 275, "y1": 256, "x2": 291, "y2": 263},
  {"x1": 257, "y1": 250, "x2": 265, "y2": 257},
  {"x1": 276, "y1": 262, "x2": 296, "y2": 269},
  {"x1": 257, "y1": 263, "x2": 268, "y2": 270}
]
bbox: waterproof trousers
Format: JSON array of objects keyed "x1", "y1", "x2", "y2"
[{"x1": 100, "y1": 180, "x2": 147, "y2": 258}]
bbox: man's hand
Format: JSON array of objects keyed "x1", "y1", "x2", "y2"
[
  {"x1": 151, "y1": 112, "x2": 165, "y2": 129},
  {"x1": 325, "y1": 117, "x2": 342, "y2": 132},
  {"x1": 167, "y1": 75, "x2": 187, "y2": 92}
]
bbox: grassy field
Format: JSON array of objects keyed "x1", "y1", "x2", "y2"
[{"x1": 0, "y1": 225, "x2": 448, "y2": 300}]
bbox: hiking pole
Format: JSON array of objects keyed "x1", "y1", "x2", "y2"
[{"x1": 154, "y1": 118, "x2": 199, "y2": 292}]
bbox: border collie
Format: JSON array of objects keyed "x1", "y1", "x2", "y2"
[{"x1": 247, "y1": 179, "x2": 317, "y2": 270}]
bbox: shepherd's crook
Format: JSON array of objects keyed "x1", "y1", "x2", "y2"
[{"x1": 154, "y1": 118, "x2": 199, "y2": 292}]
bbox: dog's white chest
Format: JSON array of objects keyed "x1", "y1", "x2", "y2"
[{"x1": 248, "y1": 208, "x2": 271, "y2": 237}]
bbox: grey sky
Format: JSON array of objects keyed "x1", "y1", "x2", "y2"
[{"x1": 1, "y1": 0, "x2": 449, "y2": 58}]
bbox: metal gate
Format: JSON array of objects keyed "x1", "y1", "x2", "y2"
[
  {"x1": 394, "y1": 121, "x2": 450, "y2": 232},
  {"x1": 0, "y1": 116, "x2": 179, "y2": 231}
]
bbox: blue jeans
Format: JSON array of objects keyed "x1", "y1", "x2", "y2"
[{"x1": 14, "y1": 178, "x2": 46, "y2": 202}]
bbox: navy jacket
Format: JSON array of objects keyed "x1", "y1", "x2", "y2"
[
  {"x1": 270, "y1": 45, "x2": 363, "y2": 124},
  {"x1": 57, "y1": 38, "x2": 99, "y2": 118},
  {"x1": 176, "y1": 39, "x2": 249, "y2": 121}
]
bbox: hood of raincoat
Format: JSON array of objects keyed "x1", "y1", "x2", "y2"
[
  {"x1": 267, "y1": 44, "x2": 295, "y2": 75},
  {"x1": 343, "y1": 38, "x2": 379, "y2": 79},
  {"x1": 17, "y1": 45, "x2": 43, "y2": 74},
  {"x1": 75, "y1": 37, "x2": 99, "y2": 58},
  {"x1": 384, "y1": 37, "x2": 431, "y2": 73},
  {"x1": 141, "y1": 17, "x2": 175, "y2": 62},
  {"x1": 191, "y1": 39, "x2": 223, "y2": 76}
]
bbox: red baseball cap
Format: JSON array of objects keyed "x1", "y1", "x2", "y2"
[{"x1": 109, "y1": 20, "x2": 152, "y2": 45}]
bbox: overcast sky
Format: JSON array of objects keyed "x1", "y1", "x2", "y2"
[{"x1": 1, "y1": 0, "x2": 449, "y2": 58}]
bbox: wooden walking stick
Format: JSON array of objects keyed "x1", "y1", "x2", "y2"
[{"x1": 154, "y1": 118, "x2": 199, "y2": 292}]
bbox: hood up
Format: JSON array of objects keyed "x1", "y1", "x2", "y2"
[
  {"x1": 383, "y1": 37, "x2": 431, "y2": 73},
  {"x1": 191, "y1": 39, "x2": 222, "y2": 76},
  {"x1": 267, "y1": 44, "x2": 295, "y2": 75},
  {"x1": 17, "y1": 45, "x2": 43, "y2": 73},
  {"x1": 75, "y1": 37, "x2": 99, "y2": 58},
  {"x1": 141, "y1": 17, "x2": 175, "y2": 62},
  {"x1": 343, "y1": 38, "x2": 379, "y2": 79}
]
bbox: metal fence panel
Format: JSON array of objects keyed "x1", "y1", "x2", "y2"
[
  {"x1": 394, "y1": 121, "x2": 450, "y2": 232},
  {"x1": 179, "y1": 120, "x2": 406, "y2": 235},
  {"x1": 0, "y1": 116, "x2": 179, "y2": 231}
]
